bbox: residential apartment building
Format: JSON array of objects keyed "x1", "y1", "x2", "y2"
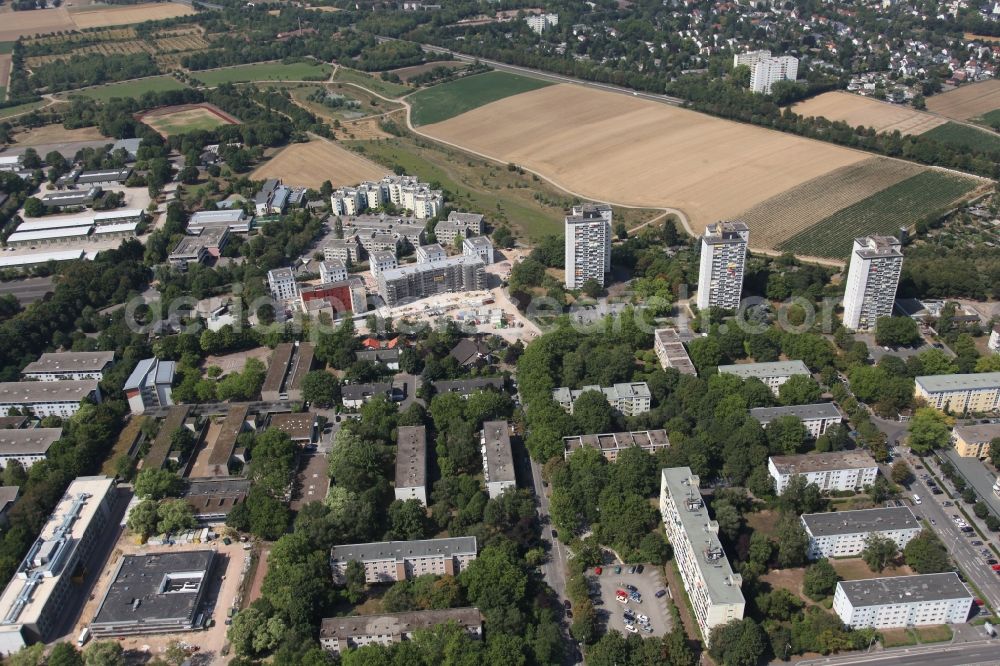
[
  {"x1": 749, "y1": 403, "x2": 843, "y2": 438},
  {"x1": 261, "y1": 342, "x2": 314, "y2": 402},
  {"x1": 653, "y1": 328, "x2": 697, "y2": 375},
  {"x1": 341, "y1": 383, "x2": 392, "y2": 409},
  {"x1": 696, "y1": 222, "x2": 749, "y2": 310},
  {"x1": 331, "y1": 537, "x2": 478, "y2": 584},
  {"x1": 324, "y1": 237, "x2": 361, "y2": 265},
  {"x1": 659, "y1": 467, "x2": 745, "y2": 643},
  {"x1": 369, "y1": 250, "x2": 398, "y2": 278},
  {"x1": 525, "y1": 12, "x2": 559, "y2": 33},
  {"x1": 341, "y1": 215, "x2": 425, "y2": 250},
  {"x1": 267, "y1": 267, "x2": 299, "y2": 302},
  {"x1": 481, "y1": 421, "x2": 515, "y2": 499},
  {"x1": 552, "y1": 382, "x2": 652, "y2": 417},
  {"x1": 0, "y1": 476, "x2": 115, "y2": 654},
  {"x1": 415, "y1": 243, "x2": 447, "y2": 264},
  {"x1": 750, "y1": 55, "x2": 799, "y2": 93},
  {"x1": 0, "y1": 428, "x2": 62, "y2": 471},
  {"x1": 768, "y1": 450, "x2": 880, "y2": 494},
  {"x1": 733, "y1": 49, "x2": 772, "y2": 69},
  {"x1": 320, "y1": 608, "x2": 482, "y2": 655},
  {"x1": 123, "y1": 358, "x2": 174, "y2": 414},
  {"x1": 563, "y1": 429, "x2": 669, "y2": 461},
  {"x1": 952, "y1": 423, "x2": 1000, "y2": 458},
  {"x1": 564, "y1": 205, "x2": 611, "y2": 289},
  {"x1": 833, "y1": 573, "x2": 973, "y2": 629},
  {"x1": 801, "y1": 507, "x2": 921, "y2": 559},
  {"x1": 718, "y1": 360, "x2": 811, "y2": 395},
  {"x1": 378, "y1": 255, "x2": 486, "y2": 306},
  {"x1": 382, "y1": 175, "x2": 443, "y2": 219},
  {"x1": 0, "y1": 380, "x2": 101, "y2": 418},
  {"x1": 319, "y1": 259, "x2": 348, "y2": 285},
  {"x1": 300, "y1": 279, "x2": 366, "y2": 317},
  {"x1": 395, "y1": 426, "x2": 427, "y2": 506},
  {"x1": 21, "y1": 351, "x2": 114, "y2": 381},
  {"x1": 914, "y1": 373, "x2": 1000, "y2": 413},
  {"x1": 463, "y1": 236, "x2": 494, "y2": 265},
  {"x1": 435, "y1": 212, "x2": 484, "y2": 245},
  {"x1": 842, "y1": 236, "x2": 903, "y2": 331}
]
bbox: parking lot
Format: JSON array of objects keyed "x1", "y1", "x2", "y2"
[{"x1": 589, "y1": 565, "x2": 673, "y2": 638}]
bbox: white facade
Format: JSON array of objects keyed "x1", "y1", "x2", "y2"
[
  {"x1": 749, "y1": 403, "x2": 843, "y2": 438},
  {"x1": 319, "y1": 260, "x2": 348, "y2": 285},
  {"x1": 415, "y1": 243, "x2": 447, "y2": 264},
  {"x1": 750, "y1": 55, "x2": 799, "y2": 94},
  {"x1": 331, "y1": 537, "x2": 477, "y2": 584},
  {"x1": 833, "y1": 574, "x2": 973, "y2": 629},
  {"x1": 553, "y1": 382, "x2": 652, "y2": 417},
  {"x1": 564, "y1": 206, "x2": 611, "y2": 290},
  {"x1": 989, "y1": 325, "x2": 1000, "y2": 354},
  {"x1": 369, "y1": 250, "x2": 398, "y2": 278},
  {"x1": 843, "y1": 236, "x2": 903, "y2": 331},
  {"x1": 697, "y1": 222, "x2": 749, "y2": 310},
  {"x1": 0, "y1": 381, "x2": 101, "y2": 418},
  {"x1": 267, "y1": 268, "x2": 298, "y2": 302},
  {"x1": 768, "y1": 451, "x2": 880, "y2": 494},
  {"x1": 482, "y1": 421, "x2": 515, "y2": 499},
  {"x1": 123, "y1": 358, "x2": 173, "y2": 415},
  {"x1": 463, "y1": 236, "x2": 495, "y2": 265},
  {"x1": 717, "y1": 360, "x2": 810, "y2": 396},
  {"x1": 21, "y1": 351, "x2": 114, "y2": 382},
  {"x1": 733, "y1": 49, "x2": 771, "y2": 69},
  {"x1": 801, "y1": 507, "x2": 921, "y2": 559},
  {"x1": 526, "y1": 12, "x2": 559, "y2": 33}
]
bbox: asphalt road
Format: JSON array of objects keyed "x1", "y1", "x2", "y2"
[
  {"x1": 0, "y1": 276, "x2": 54, "y2": 304},
  {"x1": 798, "y1": 640, "x2": 1000, "y2": 666}
]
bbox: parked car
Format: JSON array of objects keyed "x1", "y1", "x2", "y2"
[
  {"x1": 655, "y1": 589, "x2": 667, "y2": 598},
  {"x1": 636, "y1": 613, "x2": 649, "y2": 624},
  {"x1": 616, "y1": 590, "x2": 628, "y2": 603},
  {"x1": 625, "y1": 584, "x2": 638, "y2": 593},
  {"x1": 566, "y1": 609, "x2": 572, "y2": 618},
  {"x1": 629, "y1": 565, "x2": 637, "y2": 574},
  {"x1": 623, "y1": 610, "x2": 636, "y2": 622},
  {"x1": 987, "y1": 559, "x2": 998, "y2": 566},
  {"x1": 990, "y1": 564, "x2": 1000, "y2": 571},
  {"x1": 614, "y1": 566, "x2": 622, "y2": 574},
  {"x1": 594, "y1": 567, "x2": 603, "y2": 575},
  {"x1": 973, "y1": 540, "x2": 985, "y2": 546},
  {"x1": 629, "y1": 591, "x2": 642, "y2": 603},
  {"x1": 636, "y1": 564, "x2": 644, "y2": 574},
  {"x1": 641, "y1": 624, "x2": 654, "y2": 634},
  {"x1": 563, "y1": 600, "x2": 571, "y2": 609},
  {"x1": 551, "y1": 529, "x2": 558, "y2": 538},
  {"x1": 624, "y1": 624, "x2": 638, "y2": 634}
]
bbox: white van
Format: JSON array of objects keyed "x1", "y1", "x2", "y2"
[
  {"x1": 77, "y1": 627, "x2": 91, "y2": 647},
  {"x1": 912, "y1": 494, "x2": 922, "y2": 505}
]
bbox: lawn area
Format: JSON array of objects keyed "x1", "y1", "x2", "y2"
[
  {"x1": 913, "y1": 624, "x2": 952, "y2": 643},
  {"x1": 0, "y1": 42, "x2": 13, "y2": 55},
  {"x1": 75, "y1": 76, "x2": 188, "y2": 102},
  {"x1": 350, "y1": 135, "x2": 576, "y2": 240},
  {"x1": 192, "y1": 61, "x2": 332, "y2": 86},
  {"x1": 0, "y1": 99, "x2": 45, "y2": 118},
  {"x1": 100, "y1": 415, "x2": 148, "y2": 476},
  {"x1": 976, "y1": 109, "x2": 1000, "y2": 129},
  {"x1": 333, "y1": 66, "x2": 411, "y2": 98},
  {"x1": 409, "y1": 71, "x2": 553, "y2": 126},
  {"x1": 831, "y1": 557, "x2": 914, "y2": 581},
  {"x1": 778, "y1": 170, "x2": 982, "y2": 258},
  {"x1": 922, "y1": 121, "x2": 1000, "y2": 152},
  {"x1": 880, "y1": 628, "x2": 916, "y2": 648}
]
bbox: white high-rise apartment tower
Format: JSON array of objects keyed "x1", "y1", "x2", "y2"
[
  {"x1": 564, "y1": 204, "x2": 611, "y2": 290},
  {"x1": 697, "y1": 221, "x2": 749, "y2": 311},
  {"x1": 842, "y1": 236, "x2": 903, "y2": 331},
  {"x1": 750, "y1": 56, "x2": 799, "y2": 94}
]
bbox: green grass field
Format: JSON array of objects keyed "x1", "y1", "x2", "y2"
[
  {"x1": 192, "y1": 61, "x2": 332, "y2": 86},
  {"x1": 75, "y1": 76, "x2": 188, "y2": 102},
  {"x1": 0, "y1": 42, "x2": 14, "y2": 55},
  {"x1": 778, "y1": 170, "x2": 981, "y2": 258},
  {"x1": 146, "y1": 109, "x2": 229, "y2": 136},
  {"x1": 0, "y1": 100, "x2": 44, "y2": 118},
  {"x1": 332, "y1": 66, "x2": 411, "y2": 98},
  {"x1": 974, "y1": 109, "x2": 1000, "y2": 130},
  {"x1": 409, "y1": 71, "x2": 552, "y2": 126},
  {"x1": 922, "y1": 121, "x2": 1000, "y2": 152}
]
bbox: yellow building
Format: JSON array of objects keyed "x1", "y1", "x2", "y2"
[
  {"x1": 915, "y1": 373, "x2": 1000, "y2": 413},
  {"x1": 952, "y1": 424, "x2": 1000, "y2": 458}
]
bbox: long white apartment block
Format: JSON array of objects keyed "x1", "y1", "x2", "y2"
[
  {"x1": 331, "y1": 537, "x2": 477, "y2": 584},
  {"x1": 750, "y1": 55, "x2": 799, "y2": 93},
  {"x1": 552, "y1": 382, "x2": 651, "y2": 417},
  {"x1": 697, "y1": 222, "x2": 748, "y2": 310},
  {"x1": 653, "y1": 328, "x2": 697, "y2": 375},
  {"x1": 768, "y1": 450, "x2": 879, "y2": 494},
  {"x1": 660, "y1": 467, "x2": 745, "y2": 643},
  {"x1": 563, "y1": 429, "x2": 669, "y2": 461},
  {"x1": 717, "y1": 360, "x2": 810, "y2": 395},
  {"x1": 842, "y1": 236, "x2": 903, "y2": 331},
  {"x1": 914, "y1": 373, "x2": 1000, "y2": 413},
  {"x1": 21, "y1": 351, "x2": 115, "y2": 382},
  {"x1": 749, "y1": 402, "x2": 843, "y2": 438},
  {"x1": 801, "y1": 507, "x2": 921, "y2": 559},
  {"x1": 394, "y1": 426, "x2": 427, "y2": 506},
  {"x1": 733, "y1": 49, "x2": 771, "y2": 68},
  {"x1": 320, "y1": 608, "x2": 482, "y2": 655},
  {"x1": 0, "y1": 381, "x2": 101, "y2": 418},
  {"x1": 481, "y1": 421, "x2": 515, "y2": 499},
  {"x1": 564, "y1": 204, "x2": 611, "y2": 290},
  {"x1": 833, "y1": 573, "x2": 972, "y2": 629},
  {"x1": 0, "y1": 428, "x2": 62, "y2": 471}
]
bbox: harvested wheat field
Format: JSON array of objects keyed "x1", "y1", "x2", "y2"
[
  {"x1": 735, "y1": 158, "x2": 925, "y2": 249},
  {"x1": 69, "y1": 2, "x2": 195, "y2": 29},
  {"x1": 926, "y1": 79, "x2": 1000, "y2": 120},
  {"x1": 15, "y1": 123, "x2": 108, "y2": 145},
  {"x1": 0, "y1": 8, "x2": 75, "y2": 41},
  {"x1": 251, "y1": 139, "x2": 385, "y2": 189},
  {"x1": 421, "y1": 84, "x2": 869, "y2": 235},
  {"x1": 793, "y1": 92, "x2": 946, "y2": 135}
]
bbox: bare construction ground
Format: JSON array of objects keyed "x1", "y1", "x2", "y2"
[
  {"x1": 13, "y1": 123, "x2": 108, "y2": 146},
  {"x1": 926, "y1": 79, "x2": 1000, "y2": 120},
  {"x1": 251, "y1": 138, "x2": 385, "y2": 189},
  {"x1": 68, "y1": 2, "x2": 195, "y2": 29},
  {"x1": 420, "y1": 84, "x2": 868, "y2": 235},
  {"x1": 735, "y1": 157, "x2": 925, "y2": 249},
  {"x1": 792, "y1": 92, "x2": 946, "y2": 135}
]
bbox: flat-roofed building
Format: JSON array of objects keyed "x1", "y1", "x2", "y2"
[
  {"x1": 267, "y1": 412, "x2": 316, "y2": 445},
  {"x1": 833, "y1": 573, "x2": 973, "y2": 629},
  {"x1": 915, "y1": 373, "x2": 1000, "y2": 413},
  {"x1": 90, "y1": 550, "x2": 216, "y2": 637},
  {"x1": 0, "y1": 476, "x2": 115, "y2": 654},
  {"x1": 267, "y1": 267, "x2": 298, "y2": 302},
  {"x1": 324, "y1": 237, "x2": 362, "y2": 265},
  {"x1": 696, "y1": 221, "x2": 748, "y2": 310},
  {"x1": 749, "y1": 403, "x2": 843, "y2": 438},
  {"x1": 0, "y1": 250, "x2": 85, "y2": 269},
  {"x1": 0, "y1": 380, "x2": 101, "y2": 418},
  {"x1": 952, "y1": 423, "x2": 1000, "y2": 458},
  {"x1": 168, "y1": 226, "x2": 229, "y2": 268},
  {"x1": 653, "y1": 328, "x2": 696, "y2": 375},
  {"x1": 435, "y1": 212, "x2": 484, "y2": 245},
  {"x1": 183, "y1": 477, "x2": 249, "y2": 524},
  {"x1": 143, "y1": 406, "x2": 195, "y2": 471},
  {"x1": 463, "y1": 236, "x2": 494, "y2": 265},
  {"x1": 320, "y1": 608, "x2": 482, "y2": 654},
  {"x1": 481, "y1": 421, "x2": 515, "y2": 498},
  {"x1": 21, "y1": 351, "x2": 114, "y2": 382},
  {"x1": 0, "y1": 428, "x2": 61, "y2": 470},
  {"x1": 123, "y1": 358, "x2": 174, "y2": 414},
  {"x1": 40, "y1": 187, "x2": 101, "y2": 210},
  {"x1": 768, "y1": 451, "x2": 879, "y2": 494},
  {"x1": 92, "y1": 222, "x2": 137, "y2": 241},
  {"x1": 319, "y1": 259, "x2": 347, "y2": 284},
  {"x1": 379, "y1": 255, "x2": 486, "y2": 307},
  {"x1": 299, "y1": 278, "x2": 366, "y2": 317},
  {"x1": 331, "y1": 537, "x2": 478, "y2": 584},
  {"x1": 93, "y1": 209, "x2": 145, "y2": 227},
  {"x1": 552, "y1": 382, "x2": 651, "y2": 417},
  {"x1": 369, "y1": 250, "x2": 398, "y2": 278},
  {"x1": 14, "y1": 215, "x2": 93, "y2": 233},
  {"x1": 843, "y1": 236, "x2": 903, "y2": 331},
  {"x1": 659, "y1": 467, "x2": 745, "y2": 643},
  {"x1": 206, "y1": 404, "x2": 252, "y2": 476},
  {"x1": 6, "y1": 226, "x2": 92, "y2": 248},
  {"x1": 74, "y1": 167, "x2": 131, "y2": 186},
  {"x1": 395, "y1": 426, "x2": 427, "y2": 506},
  {"x1": 564, "y1": 204, "x2": 611, "y2": 289},
  {"x1": 415, "y1": 243, "x2": 446, "y2": 264},
  {"x1": 718, "y1": 360, "x2": 811, "y2": 395},
  {"x1": 187, "y1": 209, "x2": 251, "y2": 233},
  {"x1": 563, "y1": 429, "x2": 669, "y2": 461},
  {"x1": 802, "y1": 507, "x2": 921, "y2": 559},
  {"x1": 261, "y1": 342, "x2": 314, "y2": 402}
]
